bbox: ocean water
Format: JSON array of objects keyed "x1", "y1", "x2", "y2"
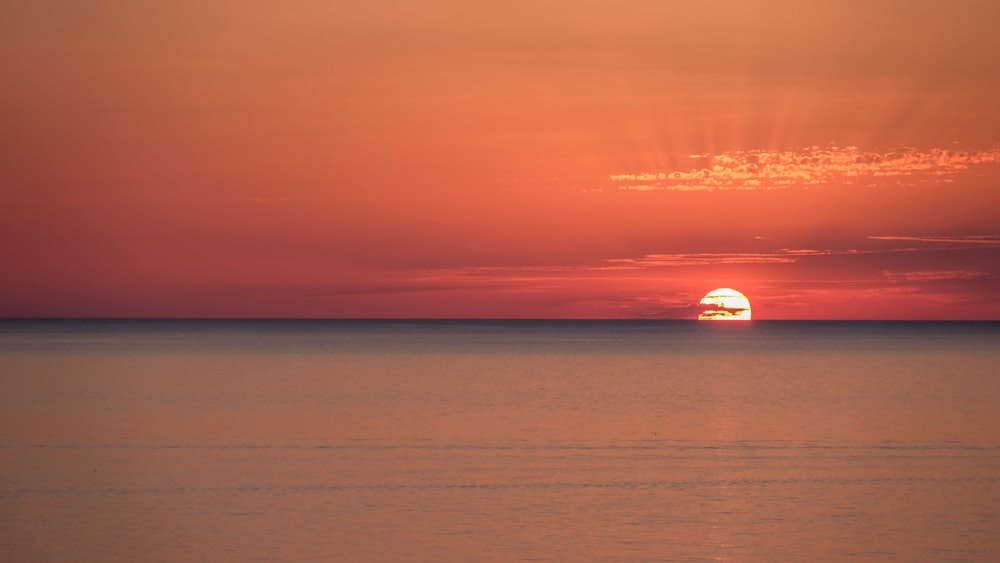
[{"x1": 2, "y1": 320, "x2": 1000, "y2": 562}]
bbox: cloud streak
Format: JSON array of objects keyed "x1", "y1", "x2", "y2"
[
  {"x1": 881, "y1": 270, "x2": 992, "y2": 283},
  {"x1": 868, "y1": 235, "x2": 1000, "y2": 246},
  {"x1": 610, "y1": 146, "x2": 1000, "y2": 191},
  {"x1": 603, "y1": 246, "x2": 921, "y2": 270}
]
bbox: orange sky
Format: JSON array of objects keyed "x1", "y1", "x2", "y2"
[{"x1": 2, "y1": 0, "x2": 999, "y2": 319}]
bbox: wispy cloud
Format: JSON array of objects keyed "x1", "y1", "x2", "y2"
[
  {"x1": 609, "y1": 146, "x2": 1000, "y2": 191},
  {"x1": 881, "y1": 270, "x2": 993, "y2": 283},
  {"x1": 599, "y1": 233, "x2": 1000, "y2": 272},
  {"x1": 324, "y1": 234, "x2": 998, "y2": 307},
  {"x1": 606, "y1": 251, "x2": 799, "y2": 268},
  {"x1": 868, "y1": 235, "x2": 1000, "y2": 246},
  {"x1": 603, "y1": 246, "x2": 921, "y2": 270}
]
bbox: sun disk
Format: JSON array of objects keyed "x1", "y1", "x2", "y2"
[{"x1": 698, "y1": 288, "x2": 752, "y2": 320}]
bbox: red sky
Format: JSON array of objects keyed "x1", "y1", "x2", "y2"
[{"x1": 2, "y1": 0, "x2": 999, "y2": 319}]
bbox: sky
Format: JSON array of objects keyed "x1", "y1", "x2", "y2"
[{"x1": 2, "y1": 0, "x2": 999, "y2": 319}]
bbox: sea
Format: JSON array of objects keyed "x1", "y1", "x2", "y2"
[{"x1": 2, "y1": 319, "x2": 999, "y2": 562}]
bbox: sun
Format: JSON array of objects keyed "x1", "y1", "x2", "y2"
[{"x1": 698, "y1": 288, "x2": 752, "y2": 320}]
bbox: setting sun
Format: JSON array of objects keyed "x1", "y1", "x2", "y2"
[{"x1": 698, "y1": 288, "x2": 752, "y2": 321}]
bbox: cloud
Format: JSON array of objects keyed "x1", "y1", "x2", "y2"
[
  {"x1": 344, "y1": 234, "x2": 998, "y2": 302},
  {"x1": 881, "y1": 270, "x2": 993, "y2": 283},
  {"x1": 328, "y1": 234, "x2": 999, "y2": 304},
  {"x1": 606, "y1": 252, "x2": 798, "y2": 268},
  {"x1": 604, "y1": 246, "x2": 912, "y2": 269},
  {"x1": 868, "y1": 235, "x2": 1000, "y2": 246},
  {"x1": 609, "y1": 146, "x2": 1000, "y2": 191},
  {"x1": 600, "y1": 233, "x2": 1000, "y2": 272}
]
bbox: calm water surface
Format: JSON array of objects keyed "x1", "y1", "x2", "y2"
[{"x1": 2, "y1": 320, "x2": 1000, "y2": 561}]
